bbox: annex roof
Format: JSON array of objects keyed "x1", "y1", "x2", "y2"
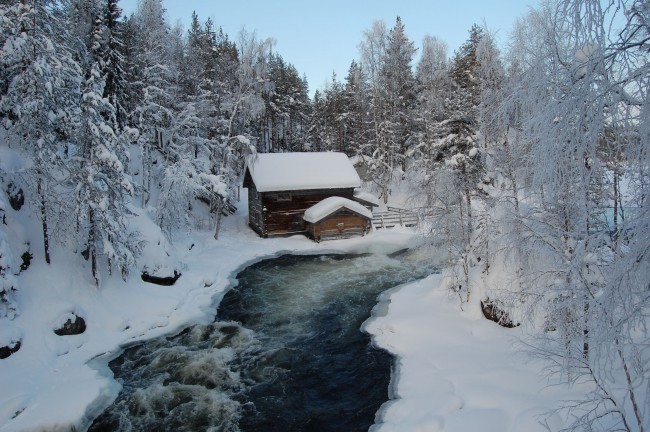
[
  {"x1": 244, "y1": 152, "x2": 361, "y2": 193},
  {"x1": 303, "y1": 196, "x2": 373, "y2": 224}
]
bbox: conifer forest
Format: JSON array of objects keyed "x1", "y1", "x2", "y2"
[{"x1": 1, "y1": 1, "x2": 649, "y2": 431}]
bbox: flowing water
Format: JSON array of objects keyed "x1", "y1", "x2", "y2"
[{"x1": 90, "y1": 249, "x2": 437, "y2": 432}]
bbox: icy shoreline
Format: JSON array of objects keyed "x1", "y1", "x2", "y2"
[{"x1": 0, "y1": 205, "x2": 420, "y2": 431}]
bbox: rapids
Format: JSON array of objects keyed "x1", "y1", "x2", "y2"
[{"x1": 90, "y1": 249, "x2": 437, "y2": 431}]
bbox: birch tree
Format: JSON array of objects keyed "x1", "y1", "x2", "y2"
[{"x1": 498, "y1": 2, "x2": 649, "y2": 430}]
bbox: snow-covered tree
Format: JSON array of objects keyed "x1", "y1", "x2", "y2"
[
  {"x1": 263, "y1": 52, "x2": 309, "y2": 152},
  {"x1": 0, "y1": 190, "x2": 18, "y2": 320},
  {"x1": 130, "y1": 0, "x2": 175, "y2": 207},
  {"x1": 410, "y1": 26, "x2": 490, "y2": 302},
  {"x1": 309, "y1": 89, "x2": 327, "y2": 151},
  {"x1": 71, "y1": 2, "x2": 139, "y2": 284},
  {"x1": 493, "y1": 2, "x2": 650, "y2": 429},
  {"x1": 414, "y1": 35, "x2": 450, "y2": 164},
  {"x1": 443, "y1": 24, "x2": 486, "y2": 224},
  {"x1": 476, "y1": 30, "x2": 506, "y2": 148},
  {"x1": 0, "y1": 0, "x2": 80, "y2": 264},
  {"x1": 380, "y1": 16, "x2": 417, "y2": 169},
  {"x1": 311, "y1": 61, "x2": 369, "y2": 157},
  {"x1": 103, "y1": 0, "x2": 127, "y2": 126},
  {"x1": 359, "y1": 17, "x2": 417, "y2": 203},
  {"x1": 341, "y1": 60, "x2": 368, "y2": 156}
]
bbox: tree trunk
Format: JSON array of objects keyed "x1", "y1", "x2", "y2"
[
  {"x1": 88, "y1": 208, "x2": 98, "y2": 286},
  {"x1": 618, "y1": 343, "x2": 645, "y2": 432},
  {"x1": 465, "y1": 186, "x2": 472, "y2": 240},
  {"x1": 613, "y1": 171, "x2": 619, "y2": 245},
  {"x1": 38, "y1": 178, "x2": 51, "y2": 264},
  {"x1": 503, "y1": 133, "x2": 520, "y2": 213},
  {"x1": 213, "y1": 198, "x2": 224, "y2": 240},
  {"x1": 141, "y1": 143, "x2": 150, "y2": 207},
  {"x1": 583, "y1": 298, "x2": 589, "y2": 360}
]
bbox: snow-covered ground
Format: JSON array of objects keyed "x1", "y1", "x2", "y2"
[
  {"x1": 1, "y1": 191, "x2": 573, "y2": 431},
  {"x1": 367, "y1": 275, "x2": 578, "y2": 432}
]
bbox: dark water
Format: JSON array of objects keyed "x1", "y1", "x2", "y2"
[{"x1": 90, "y1": 250, "x2": 437, "y2": 431}]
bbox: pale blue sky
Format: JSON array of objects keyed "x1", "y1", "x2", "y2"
[{"x1": 119, "y1": 0, "x2": 539, "y2": 96}]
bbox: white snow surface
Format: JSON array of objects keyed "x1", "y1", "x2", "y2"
[
  {"x1": 303, "y1": 196, "x2": 372, "y2": 223},
  {"x1": 244, "y1": 152, "x2": 361, "y2": 192},
  {"x1": 366, "y1": 277, "x2": 576, "y2": 432},
  {"x1": 353, "y1": 188, "x2": 380, "y2": 206},
  {"x1": 0, "y1": 143, "x2": 32, "y2": 174},
  {"x1": 0, "y1": 190, "x2": 575, "y2": 432}
]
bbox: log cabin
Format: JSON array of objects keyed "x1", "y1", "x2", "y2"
[{"x1": 243, "y1": 152, "x2": 373, "y2": 239}]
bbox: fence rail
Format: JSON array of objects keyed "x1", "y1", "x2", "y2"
[{"x1": 372, "y1": 207, "x2": 418, "y2": 230}]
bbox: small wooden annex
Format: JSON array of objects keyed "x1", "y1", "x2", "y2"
[
  {"x1": 242, "y1": 152, "x2": 374, "y2": 239},
  {"x1": 303, "y1": 197, "x2": 372, "y2": 242}
]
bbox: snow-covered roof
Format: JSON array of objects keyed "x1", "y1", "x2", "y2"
[
  {"x1": 303, "y1": 196, "x2": 373, "y2": 223},
  {"x1": 245, "y1": 152, "x2": 361, "y2": 193},
  {"x1": 353, "y1": 189, "x2": 380, "y2": 207}
]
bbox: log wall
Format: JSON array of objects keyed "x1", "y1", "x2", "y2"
[
  {"x1": 306, "y1": 209, "x2": 370, "y2": 242},
  {"x1": 246, "y1": 186, "x2": 357, "y2": 237}
]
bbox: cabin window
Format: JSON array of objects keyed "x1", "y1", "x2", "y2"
[{"x1": 275, "y1": 193, "x2": 292, "y2": 202}]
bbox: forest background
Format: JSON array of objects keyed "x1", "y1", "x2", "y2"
[{"x1": 0, "y1": 0, "x2": 648, "y2": 430}]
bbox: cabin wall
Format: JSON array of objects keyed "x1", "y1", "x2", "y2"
[
  {"x1": 262, "y1": 188, "x2": 355, "y2": 236},
  {"x1": 248, "y1": 184, "x2": 265, "y2": 236}
]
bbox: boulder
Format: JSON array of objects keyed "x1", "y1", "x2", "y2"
[
  {"x1": 20, "y1": 249, "x2": 32, "y2": 272},
  {"x1": 0, "y1": 340, "x2": 21, "y2": 359},
  {"x1": 6, "y1": 183, "x2": 24, "y2": 211},
  {"x1": 54, "y1": 314, "x2": 86, "y2": 336},
  {"x1": 141, "y1": 270, "x2": 181, "y2": 286},
  {"x1": 481, "y1": 298, "x2": 519, "y2": 328}
]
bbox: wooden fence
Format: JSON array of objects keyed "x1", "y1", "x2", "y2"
[{"x1": 372, "y1": 206, "x2": 418, "y2": 230}]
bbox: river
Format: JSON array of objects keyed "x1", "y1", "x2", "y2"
[{"x1": 89, "y1": 249, "x2": 437, "y2": 431}]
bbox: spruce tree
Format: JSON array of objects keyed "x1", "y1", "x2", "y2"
[
  {"x1": 361, "y1": 17, "x2": 417, "y2": 202},
  {"x1": 72, "y1": 0, "x2": 139, "y2": 284},
  {"x1": 0, "y1": 0, "x2": 80, "y2": 265},
  {"x1": 0, "y1": 191, "x2": 18, "y2": 320},
  {"x1": 132, "y1": 0, "x2": 175, "y2": 207}
]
